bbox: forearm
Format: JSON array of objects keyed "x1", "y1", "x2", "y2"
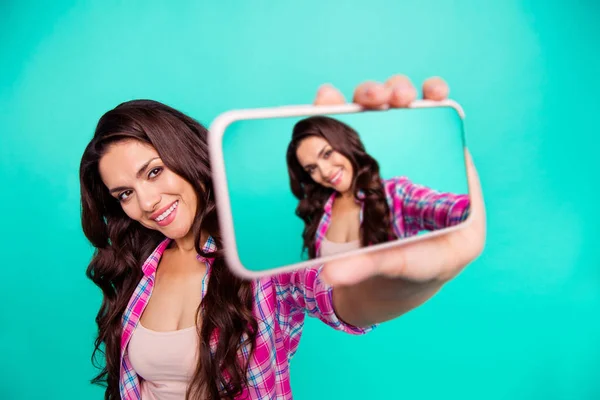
[{"x1": 331, "y1": 275, "x2": 446, "y2": 328}]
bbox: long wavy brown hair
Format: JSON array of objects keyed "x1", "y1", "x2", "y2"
[
  {"x1": 286, "y1": 116, "x2": 396, "y2": 258},
  {"x1": 79, "y1": 100, "x2": 257, "y2": 400}
]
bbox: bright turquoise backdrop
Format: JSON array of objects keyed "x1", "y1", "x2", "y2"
[{"x1": 1, "y1": 1, "x2": 598, "y2": 399}]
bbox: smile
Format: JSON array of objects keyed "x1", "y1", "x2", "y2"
[
  {"x1": 154, "y1": 201, "x2": 178, "y2": 222},
  {"x1": 328, "y1": 169, "x2": 343, "y2": 186}
]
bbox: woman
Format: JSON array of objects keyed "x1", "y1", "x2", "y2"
[
  {"x1": 79, "y1": 76, "x2": 486, "y2": 400},
  {"x1": 286, "y1": 115, "x2": 471, "y2": 259}
]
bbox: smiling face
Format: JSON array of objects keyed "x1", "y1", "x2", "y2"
[
  {"x1": 98, "y1": 139, "x2": 198, "y2": 240},
  {"x1": 295, "y1": 136, "x2": 354, "y2": 194}
]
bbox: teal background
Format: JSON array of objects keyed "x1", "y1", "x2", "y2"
[
  {"x1": 223, "y1": 107, "x2": 468, "y2": 271},
  {"x1": 1, "y1": 1, "x2": 598, "y2": 399}
]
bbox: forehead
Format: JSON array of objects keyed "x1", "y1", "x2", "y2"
[
  {"x1": 98, "y1": 139, "x2": 159, "y2": 187},
  {"x1": 296, "y1": 136, "x2": 329, "y2": 162}
]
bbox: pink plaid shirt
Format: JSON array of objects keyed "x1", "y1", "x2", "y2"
[
  {"x1": 118, "y1": 176, "x2": 469, "y2": 399},
  {"x1": 119, "y1": 236, "x2": 372, "y2": 399},
  {"x1": 314, "y1": 176, "x2": 471, "y2": 256}
]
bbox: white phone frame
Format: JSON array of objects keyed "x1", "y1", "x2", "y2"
[{"x1": 208, "y1": 99, "x2": 472, "y2": 279}]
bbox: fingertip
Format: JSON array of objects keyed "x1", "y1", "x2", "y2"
[
  {"x1": 314, "y1": 84, "x2": 346, "y2": 105},
  {"x1": 322, "y1": 252, "x2": 378, "y2": 287},
  {"x1": 384, "y1": 74, "x2": 414, "y2": 89},
  {"x1": 317, "y1": 83, "x2": 334, "y2": 94},
  {"x1": 389, "y1": 84, "x2": 418, "y2": 108},
  {"x1": 422, "y1": 76, "x2": 450, "y2": 100},
  {"x1": 353, "y1": 82, "x2": 391, "y2": 108}
]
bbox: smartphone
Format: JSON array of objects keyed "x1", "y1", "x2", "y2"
[{"x1": 208, "y1": 100, "x2": 473, "y2": 279}]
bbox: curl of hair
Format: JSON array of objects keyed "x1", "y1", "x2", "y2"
[
  {"x1": 79, "y1": 100, "x2": 257, "y2": 400},
  {"x1": 285, "y1": 116, "x2": 396, "y2": 258}
]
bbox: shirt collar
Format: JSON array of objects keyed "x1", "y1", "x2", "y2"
[
  {"x1": 141, "y1": 235, "x2": 217, "y2": 278},
  {"x1": 323, "y1": 190, "x2": 365, "y2": 215}
]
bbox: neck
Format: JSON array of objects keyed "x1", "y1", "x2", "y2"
[
  {"x1": 338, "y1": 189, "x2": 355, "y2": 201},
  {"x1": 171, "y1": 230, "x2": 209, "y2": 255}
]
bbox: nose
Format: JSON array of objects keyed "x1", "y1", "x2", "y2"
[
  {"x1": 137, "y1": 187, "x2": 161, "y2": 213},
  {"x1": 318, "y1": 161, "x2": 334, "y2": 180}
]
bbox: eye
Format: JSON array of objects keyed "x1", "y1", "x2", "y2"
[
  {"x1": 306, "y1": 167, "x2": 315, "y2": 175},
  {"x1": 148, "y1": 167, "x2": 163, "y2": 179},
  {"x1": 118, "y1": 190, "x2": 133, "y2": 202},
  {"x1": 324, "y1": 149, "x2": 333, "y2": 159}
]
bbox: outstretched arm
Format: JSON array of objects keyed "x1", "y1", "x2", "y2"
[{"x1": 313, "y1": 76, "x2": 486, "y2": 328}]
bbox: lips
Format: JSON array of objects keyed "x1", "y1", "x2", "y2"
[
  {"x1": 150, "y1": 200, "x2": 178, "y2": 221},
  {"x1": 328, "y1": 169, "x2": 343, "y2": 186}
]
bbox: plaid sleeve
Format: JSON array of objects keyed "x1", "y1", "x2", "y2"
[
  {"x1": 274, "y1": 266, "x2": 375, "y2": 335},
  {"x1": 392, "y1": 176, "x2": 471, "y2": 232}
]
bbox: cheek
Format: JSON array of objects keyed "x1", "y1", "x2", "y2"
[
  {"x1": 186, "y1": 192, "x2": 198, "y2": 216},
  {"x1": 332, "y1": 154, "x2": 347, "y2": 168},
  {"x1": 340, "y1": 156, "x2": 351, "y2": 169},
  {"x1": 163, "y1": 173, "x2": 195, "y2": 209},
  {"x1": 122, "y1": 202, "x2": 143, "y2": 221},
  {"x1": 179, "y1": 182, "x2": 198, "y2": 216},
  {"x1": 308, "y1": 170, "x2": 321, "y2": 184},
  {"x1": 346, "y1": 160, "x2": 353, "y2": 173},
  {"x1": 337, "y1": 157, "x2": 353, "y2": 177}
]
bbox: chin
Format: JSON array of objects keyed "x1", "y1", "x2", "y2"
[
  {"x1": 338, "y1": 181, "x2": 352, "y2": 194},
  {"x1": 162, "y1": 225, "x2": 193, "y2": 240}
]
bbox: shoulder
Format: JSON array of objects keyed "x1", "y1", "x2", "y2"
[{"x1": 141, "y1": 237, "x2": 171, "y2": 275}]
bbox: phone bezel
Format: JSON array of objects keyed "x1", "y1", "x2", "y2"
[{"x1": 208, "y1": 99, "x2": 472, "y2": 279}]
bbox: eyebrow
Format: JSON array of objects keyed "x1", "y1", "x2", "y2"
[
  {"x1": 302, "y1": 145, "x2": 329, "y2": 169},
  {"x1": 108, "y1": 157, "x2": 161, "y2": 194}
]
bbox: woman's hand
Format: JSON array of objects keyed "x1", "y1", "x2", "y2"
[{"x1": 312, "y1": 76, "x2": 486, "y2": 325}]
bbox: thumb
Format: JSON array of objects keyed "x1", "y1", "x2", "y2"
[{"x1": 320, "y1": 252, "x2": 379, "y2": 287}]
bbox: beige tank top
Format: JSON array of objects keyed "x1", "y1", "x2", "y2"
[
  {"x1": 128, "y1": 322, "x2": 199, "y2": 399},
  {"x1": 320, "y1": 237, "x2": 361, "y2": 257}
]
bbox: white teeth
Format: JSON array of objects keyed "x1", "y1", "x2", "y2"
[
  {"x1": 330, "y1": 170, "x2": 342, "y2": 184},
  {"x1": 156, "y1": 201, "x2": 178, "y2": 222}
]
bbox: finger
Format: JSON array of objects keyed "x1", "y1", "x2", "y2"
[
  {"x1": 320, "y1": 252, "x2": 378, "y2": 287},
  {"x1": 385, "y1": 75, "x2": 418, "y2": 108},
  {"x1": 314, "y1": 84, "x2": 346, "y2": 106},
  {"x1": 422, "y1": 77, "x2": 450, "y2": 101},
  {"x1": 461, "y1": 148, "x2": 487, "y2": 249},
  {"x1": 352, "y1": 81, "x2": 392, "y2": 109}
]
